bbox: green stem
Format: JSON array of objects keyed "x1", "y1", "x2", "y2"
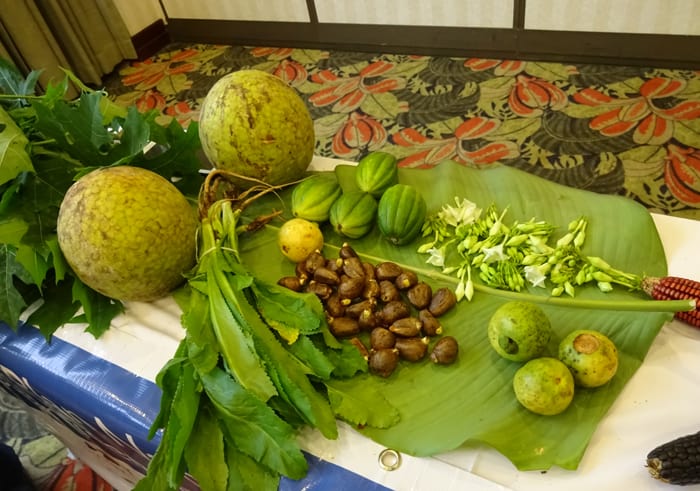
[
  {"x1": 321, "y1": 243, "x2": 695, "y2": 314},
  {"x1": 30, "y1": 146, "x2": 85, "y2": 167}
]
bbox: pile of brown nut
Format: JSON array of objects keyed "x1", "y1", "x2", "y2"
[{"x1": 277, "y1": 244, "x2": 459, "y2": 377}]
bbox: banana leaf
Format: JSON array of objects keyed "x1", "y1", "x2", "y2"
[{"x1": 238, "y1": 160, "x2": 671, "y2": 471}]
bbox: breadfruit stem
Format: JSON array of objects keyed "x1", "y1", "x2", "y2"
[{"x1": 198, "y1": 168, "x2": 303, "y2": 219}]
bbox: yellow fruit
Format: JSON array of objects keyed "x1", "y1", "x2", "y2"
[
  {"x1": 513, "y1": 357, "x2": 575, "y2": 416},
  {"x1": 558, "y1": 329, "x2": 618, "y2": 388},
  {"x1": 278, "y1": 218, "x2": 324, "y2": 262},
  {"x1": 57, "y1": 166, "x2": 198, "y2": 302},
  {"x1": 198, "y1": 69, "x2": 314, "y2": 186}
]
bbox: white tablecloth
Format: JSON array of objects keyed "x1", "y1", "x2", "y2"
[{"x1": 3, "y1": 156, "x2": 699, "y2": 490}]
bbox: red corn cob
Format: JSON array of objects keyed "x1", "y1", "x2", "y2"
[{"x1": 642, "y1": 276, "x2": 700, "y2": 328}]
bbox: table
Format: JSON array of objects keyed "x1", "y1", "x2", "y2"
[{"x1": 0, "y1": 157, "x2": 698, "y2": 490}]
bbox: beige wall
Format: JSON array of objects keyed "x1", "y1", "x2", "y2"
[
  {"x1": 114, "y1": 0, "x2": 165, "y2": 35},
  {"x1": 526, "y1": 0, "x2": 700, "y2": 35},
  {"x1": 160, "y1": 0, "x2": 309, "y2": 22},
  {"x1": 115, "y1": 0, "x2": 700, "y2": 36},
  {"x1": 314, "y1": 0, "x2": 513, "y2": 28}
]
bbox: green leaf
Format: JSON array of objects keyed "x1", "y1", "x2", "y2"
[
  {"x1": 207, "y1": 262, "x2": 277, "y2": 401},
  {"x1": 201, "y1": 367, "x2": 309, "y2": 480},
  {"x1": 0, "y1": 243, "x2": 32, "y2": 328},
  {"x1": 32, "y1": 92, "x2": 112, "y2": 165},
  {"x1": 231, "y1": 284, "x2": 338, "y2": 440},
  {"x1": 251, "y1": 281, "x2": 323, "y2": 335},
  {"x1": 26, "y1": 276, "x2": 79, "y2": 340},
  {"x1": 182, "y1": 289, "x2": 218, "y2": 375},
  {"x1": 45, "y1": 237, "x2": 69, "y2": 282},
  {"x1": 70, "y1": 278, "x2": 124, "y2": 338},
  {"x1": 326, "y1": 377, "x2": 401, "y2": 429},
  {"x1": 322, "y1": 339, "x2": 368, "y2": 378},
  {"x1": 0, "y1": 59, "x2": 40, "y2": 108},
  {"x1": 0, "y1": 216, "x2": 28, "y2": 246},
  {"x1": 0, "y1": 105, "x2": 34, "y2": 185},
  {"x1": 239, "y1": 161, "x2": 671, "y2": 471},
  {"x1": 185, "y1": 401, "x2": 228, "y2": 491},
  {"x1": 285, "y1": 335, "x2": 336, "y2": 380},
  {"x1": 225, "y1": 440, "x2": 280, "y2": 491},
  {"x1": 15, "y1": 243, "x2": 49, "y2": 287},
  {"x1": 150, "y1": 341, "x2": 188, "y2": 438},
  {"x1": 135, "y1": 354, "x2": 199, "y2": 491},
  {"x1": 135, "y1": 118, "x2": 204, "y2": 198}
]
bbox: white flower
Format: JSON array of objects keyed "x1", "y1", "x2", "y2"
[
  {"x1": 425, "y1": 247, "x2": 445, "y2": 267},
  {"x1": 524, "y1": 264, "x2": 548, "y2": 288},
  {"x1": 438, "y1": 197, "x2": 481, "y2": 227},
  {"x1": 482, "y1": 243, "x2": 506, "y2": 263}
]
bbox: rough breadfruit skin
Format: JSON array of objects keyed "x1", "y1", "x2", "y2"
[
  {"x1": 198, "y1": 69, "x2": 314, "y2": 186},
  {"x1": 57, "y1": 166, "x2": 198, "y2": 302}
]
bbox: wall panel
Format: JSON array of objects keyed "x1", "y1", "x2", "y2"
[
  {"x1": 314, "y1": 0, "x2": 513, "y2": 27},
  {"x1": 161, "y1": 0, "x2": 310, "y2": 22},
  {"x1": 525, "y1": 0, "x2": 700, "y2": 35}
]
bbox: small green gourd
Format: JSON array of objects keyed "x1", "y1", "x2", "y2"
[
  {"x1": 377, "y1": 184, "x2": 427, "y2": 245},
  {"x1": 291, "y1": 174, "x2": 342, "y2": 222},
  {"x1": 355, "y1": 151, "x2": 399, "y2": 198},
  {"x1": 329, "y1": 191, "x2": 378, "y2": 239}
]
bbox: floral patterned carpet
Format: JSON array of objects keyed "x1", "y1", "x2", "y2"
[{"x1": 103, "y1": 42, "x2": 700, "y2": 220}]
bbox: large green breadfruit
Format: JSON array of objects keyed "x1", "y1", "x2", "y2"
[
  {"x1": 57, "y1": 166, "x2": 198, "y2": 302},
  {"x1": 198, "y1": 69, "x2": 315, "y2": 186}
]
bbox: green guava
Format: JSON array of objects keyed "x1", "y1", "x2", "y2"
[
  {"x1": 513, "y1": 357, "x2": 575, "y2": 416},
  {"x1": 57, "y1": 166, "x2": 198, "y2": 302},
  {"x1": 198, "y1": 69, "x2": 315, "y2": 186},
  {"x1": 487, "y1": 301, "x2": 552, "y2": 362},
  {"x1": 558, "y1": 329, "x2": 619, "y2": 388}
]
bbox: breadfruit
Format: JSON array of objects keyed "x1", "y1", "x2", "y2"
[
  {"x1": 198, "y1": 69, "x2": 315, "y2": 186},
  {"x1": 57, "y1": 166, "x2": 198, "y2": 302}
]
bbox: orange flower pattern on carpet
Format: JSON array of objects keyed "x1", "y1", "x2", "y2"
[{"x1": 103, "y1": 44, "x2": 700, "y2": 219}]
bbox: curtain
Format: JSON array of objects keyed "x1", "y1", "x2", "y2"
[{"x1": 0, "y1": 0, "x2": 137, "y2": 98}]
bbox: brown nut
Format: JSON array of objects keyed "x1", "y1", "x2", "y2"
[
  {"x1": 419, "y1": 309, "x2": 443, "y2": 336},
  {"x1": 395, "y1": 337, "x2": 429, "y2": 362},
  {"x1": 345, "y1": 299, "x2": 375, "y2": 318},
  {"x1": 339, "y1": 243, "x2": 359, "y2": 259},
  {"x1": 395, "y1": 270, "x2": 418, "y2": 290},
  {"x1": 389, "y1": 317, "x2": 422, "y2": 337},
  {"x1": 329, "y1": 316, "x2": 360, "y2": 338},
  {"x1": 407, "y1": 282, "x2": 432, "y2": 309},
  {"x1": 369, "y1": 348, "x2": 399, "y2": 378},
  {"x1": 430, "y1": 336, "x2": 459, "y2": 365},
  {"x1": 429, "y1": 287, "x2": 457, "y2": 317},
  {"x1": 277, "y1": 276, "x2": 302, "y2": 291},
  {"x1": 375, "y1": 261, "x2": 403, "y2": 281},
  {"x1": 362, "y1": 262, "x2": 376, "y2": 281},
  {"x1": 362, "y1": 278, "x2": 380, "y2": 300},
  {"x1": 379, "y1": 300, "x2": 411, "y2": 325},
  {"x1": 295, "y1": 261, "x2": 310, "y2": 284},
  {"x1": 342, "y1": 256, "x2": 366, "y2": 279},
  {"x1": 313, "y1": 266, "x2": 340, "y2": 286},
  {"x1": 325, "y1": 257, "x2": 343, "y2": 273},
  {"x1": 305, "y1": 280, "x2": 332, "y2": 300},
  {"x1": 348, "y1": 336, "x2": 369, "y2": 360},
  {"x1": 325, "y1": 293, "x2": 346, "y2": 318},
  {"x1": 358, "y1": 309, "x2": 379, "y2": 331},
  {"x1": 370, "y1": 327, "x2": 396, "y2": 350},
  {"x1": 304, "y1": 250, "x2": 326, "y2": 274},
  {"x1": 379, "y1": 280, "x2": 401, "y2": 303},
  {"x1": 338, "y1": 275, "x2": 365, "y2": 300}
]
